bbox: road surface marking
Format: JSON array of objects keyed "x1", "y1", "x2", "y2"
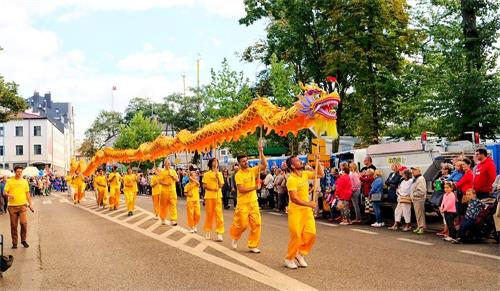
[
  {"x1": 317, "y1": 222, "x2": 338, "y2": 227},
  {"x1": 350, "y1": 229, "x2": 378, "y2": 235},
  {"x1": 459, "y1": 250, "x2": 500, "y2": 260},
  {"x1": 397, "y1": 238, "x2": 434, "y2": 246},
  {"x1": 42, "y1": 200, "x2": 52, "y2": 205},
  {"x1": 55, "y1": 192, "x2": 317, "y2": 291},
  {"x1": 268, "y1": 212, "x2": 283, "y2": 216}
]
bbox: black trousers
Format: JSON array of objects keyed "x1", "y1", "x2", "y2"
[{"x1": 444, "y1": 212, "x2": 457, "y2": 238}]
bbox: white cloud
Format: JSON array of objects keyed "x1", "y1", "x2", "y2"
[
  {"x1": 211, "y1": 37, "x2": 222, "y2": 47},
  {"x1": 117, "y1": 48, "x2": 189, "y2": 73}
]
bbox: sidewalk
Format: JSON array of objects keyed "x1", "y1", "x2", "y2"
[{"x1": 0, "y1": 198, "x2": 43, "y2": 289}]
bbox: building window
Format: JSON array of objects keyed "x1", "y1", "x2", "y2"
[
  {"x1": 0, "y1": 145, "x2": 3, "y2": 156},
  {"x1": 16, "y1": 145, "x2": 23, "y2": 155},
  {"x1": 34, "y1": 144, "x2": 42, "y2": 155},
  {"x1": 0, "y1": 126, "x2": 4, "y2": 136},
  {"x1": 34, "y1": 126, "x2": 41, "y2": 136},
  {"x1": 15, "y1": 126, "x2": 23, "y2": 137}
]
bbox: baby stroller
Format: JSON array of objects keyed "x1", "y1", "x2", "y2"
[
  {"x1": 465, "y1": 198, "x2": 499, "y2": 243},
  {"x1": 0, "y1": 234, "x2": 15, "y2": 277}
]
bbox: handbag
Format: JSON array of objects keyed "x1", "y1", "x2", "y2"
[
  {"x1": 399, "y1": 196, "x2": 412, "y2": 204},
  {"x1": 370, "y1": 193, "x2": 382, "y2": 202}
]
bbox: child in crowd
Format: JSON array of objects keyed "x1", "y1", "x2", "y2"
[
  {"x1": 440, "y1": 182, "x2": 458, "y2": 242},
  {"x1": 184, "y1": 170, "x2": 201, "y2": 233},
  {"x1": 454, "y1": 189, "x2": 484, "y2": 244}
]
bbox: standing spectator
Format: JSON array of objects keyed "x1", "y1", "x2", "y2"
[
  {"x1": 385, "y1": 164, "x2": 402, "y2": 203},
  {"x1": 349, "y1": 163, "x2": 362, "y2": 223},
  {"x1": 473, "y1": 148, "x2": 497, "y2": 199},
  {"x1": 263, "y1": 170, "x2": 275, "y2": 209},
  {"x1": 492, "y1": 174, "x2": 500, "y2": 196},
  {"x1": 274, "y1": 168, "x2": 287, "y2": 212},
  {"x1": 230, "y1": 164, "x2": 239, "y2": 208},
  {"x1": 369, "y1": 170, "x2": 384, "y2": 227},
  {"x1": 139, "y1": 173, "x2": 148, "y2": 195},
  {"x1": 360, "y1": 157, "x2": 376, "y2": 172},
  {"x1": 440, "y1": 182, "x2": 458, "y2": 242},
  {"x1": 0, "y1": 175, "x2": 6, "y2": 214},
  {"x1": 335, "y1": 163, "x2": 352, "y2": 225},
  {"x1": 411, "y1": 167, "x2": 427, "y2": 234},
  {"x1": 4, "y1": 166, "x2": 34, "y2": 248},
  {"x1": 360, "y1": 168, "x2": 375, "y2": 216},
  {"x1": 388, "y1": 169, "x2": 413, "y2": 231},
  {"x1": 29, "y1": 177, "x2": 36, "y2": 197},
  {"x1": 222, "y1": 168, "x2": 231, "y2": 209},
  {"x1": 455, "y1": 158, "x2": 474, "y2": 207}
]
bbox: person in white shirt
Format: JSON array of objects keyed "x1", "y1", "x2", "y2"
[
  {"x1": 388, "y1": 168, "x2": 413, "y2": 231},
  {"x1": 263, "y1": 170, "x2": 275, "y2": 209}
]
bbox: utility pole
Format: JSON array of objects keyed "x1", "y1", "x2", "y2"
[{"x1": 182, "y1": 73, "x2": 186, "y2": 97}]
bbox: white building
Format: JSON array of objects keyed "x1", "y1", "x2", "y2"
[{"x1": 0, "y1": 112, "x2": 70, "y2": 174}]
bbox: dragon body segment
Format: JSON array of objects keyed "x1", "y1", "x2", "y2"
[{"x1": 81, "y1": 83, "x2": 340, "y2": 176}]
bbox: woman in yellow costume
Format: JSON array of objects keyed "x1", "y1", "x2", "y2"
[
  {"x1": 72, "y1": 169, "x2": 86, "y2": 204},
  {"x1": 150, "y1": 167, "x2": 161, "y2": 218},
  {"x1": 94, "y1": 168, "x2": 108, "y2": 208},
  {"x1": 123, "y1": 166, "x2": 138, "y2": 216},
  {"x1": 283, "y1": 155, "x2": 324, "y2": 269},
  {"x1": 202, "y1": 158, "x2": 224, "y2": 242},
  {"x1": 184, "y1": 169, "x2": 201, "y2": 233},
  {"x1": 159, "y1": 159, "x2": 179, "y2": 225},
  {"x1": 107, "y1": 166, "x2": 122, "y2": 210}
]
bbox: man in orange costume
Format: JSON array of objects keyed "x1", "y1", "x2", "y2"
[
  {"x1": 159, "y1": 159, "x2": 179, "y2": 225},
  {"x1": 202, "y1": 157, "x2": 224, "y2": 241}
]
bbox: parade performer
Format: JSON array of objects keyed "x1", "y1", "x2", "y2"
[
  {"x1": 108, "y1": 166, "x2": 121, "y2": 210},
  {"x1": 72, "y1": 170, "x2": 86, "y2": 204},
  {"x1": 230, "y1": 140, "x2": 267, "y2": 253},
  {"x1": 150, "y1": 168, "x2": 161, "y2": 218},
  {"x1": 159, "y1": 159, "x2": 179, "y2": 225},
  {"x1": 94, "y1": 168, "x2": 108, "y2": 208},
  {"x1": 123, "y1": 167, "x2": 138, "y2": 216},
  {"x1": 202, "y1": 158, "x2": 224, "y2": 241},
  {"x1": 184, "y1": 170, "x2": 201, "y2": 233},
  {"x1": 284, "y1": 154, "x2": 324, "y2": 269}
]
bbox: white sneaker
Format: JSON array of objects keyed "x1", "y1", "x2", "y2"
[
  {"x1": 231, "y1": 239, "x2": 238, "y2": 249},
  {"x1": 205, "y1": 232, "x2": 211, "y2": 240},
  {"x1": 216, "y1": 234, "x2": 223, "y2": 242},
  {"x1": 170, "y1": 221, "x2": 178, "y2": 226},
  {"x1": 371, "y1": 222, "x2": 382, "y2": 227},
  {"x1": 161, "y1": 220, "x2": 166, "y2": 225},
  {"x1": 165, "y1": 220, "x2": 171, "y2": 225},
  {"x1": 284, "y1": 259, "x2": 298, "y2": 269},
  {"x1": 380, "y1": 222, "x2": 385, "y2": 227},
  {"x1": 295, "y1": 253, "x2": 308, "y2": 268},
  {"x1": 188, "y1": 228, "x2": 195, "y2": 233},
  {"x1": 193, "y1": 227, "x2": 198, "y2": 233},
  {"x1": 249, "y1": 248, "x2": 261, "y2": 253}
]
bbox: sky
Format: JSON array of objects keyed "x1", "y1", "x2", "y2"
[{"x1": 0, "y1": 0, "x2": 267, "y2": 141}]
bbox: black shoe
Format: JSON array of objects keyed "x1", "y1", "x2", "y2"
[
  {"x1": 12, "y1": 244, "x2": 17, "y2": 249},
  {"x1": 21, "y1": 241, "x2": 29, "y2": 248}
]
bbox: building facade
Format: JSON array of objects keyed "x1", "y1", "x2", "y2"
[{"x1": 0, "y1": 113, "x2": 69, "y2": 174}]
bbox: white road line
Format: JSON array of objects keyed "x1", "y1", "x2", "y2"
[
  {"x1": 397, "y1": 238, "x2": 434, "y2": 246},
  {"x1": 42, "y1": 200, "x2": 52, "y2": 205},
  {"x1": 268, "y1": 212, "x2": 283, "y2": 216},
  {"x1": 350, "y1": 229, "x2": 378, "y2": 235},
  {"x1": 317, "y1": 221, "x2": 338, "y2": 227},
  {"x1": 55, "y1": 192, "x2": 317, "y2": 291},
  {"x1": 459, "y1": 250, "x2": 500, "y2": 260}
]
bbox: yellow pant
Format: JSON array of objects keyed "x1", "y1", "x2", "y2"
[
  {"x1": 286, "y1": 208, "x2": 316, "y2": 260},
  {"x1": 204, "y1": 198, "x2": 224, "y2": 234},
  {"x1": 152, "y1": 194, "x2": 160, "y2": 216},
  {"x1": 187, "y1": 200, "x2": 201, "y2": 228},
  {"x1": 96, "y1": 187, "x2": 107, "y2": 206},
  {"x1": 230, "y1": 201, "x2": 261, "y2": 248},
  {"x1": 73, "y1": 183, "x2": 85, "y2": 202},
  {"x1": 110, "y1": 186, "x2": 120, "y2": 209},
  {"x1": 159, "y1": 192, "x2": 177, "y2": 221},
  {"x1": 124, "y1": 189, "x2": 137, "y2": 212}
]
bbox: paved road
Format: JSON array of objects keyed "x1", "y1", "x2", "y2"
[{"x1": 1, "y1": 192, "x2": 499, "y2": 290}]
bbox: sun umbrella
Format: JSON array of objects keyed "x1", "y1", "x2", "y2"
[
  {"x1": 22, "y1": 166, "x2": 40, "y2": 177},
  {"x1": 0, "y1": 169, "x2": 14, "y2": 177}
]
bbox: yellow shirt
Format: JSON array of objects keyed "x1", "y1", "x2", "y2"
[
  {"x1": 108, "y1": 172, "x2": 121, "y2": 188},
  {"x1": 150, "y1": 175, "x2": 161, "y2": 196},
  {"x1": 95, "y1": 176, "x2": 107, "y2": 190},
  {"x1": 202, "y1": 170, "x2": 223, "y2": 199},
  {"x1": 73, "y1": 175, "x2": 84, "y2": 186},
  {"x1": 286, "y1": 170, "x2": 315, "y2": 210},
  {"x1": 5, "y1": 178, "x2": 29, "y2": 206},
  {"x1": 66, "y1": 176, "x2": 73, "y2": 187},
  {"x1": 123, "y1": 174, "x2": 137, "y2": 192},
  {"x1": 235, "y1": 166, "x2": 260, "y2": 204},
  {"x1": 159, "y1": 168, "x2": 178, "y2": 195},
  {"x1": 184, "y1": 181, "x2": 200, "y2": 202}
]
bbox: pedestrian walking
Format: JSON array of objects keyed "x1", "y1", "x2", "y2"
[
  {"x1": 107, "y1": 166, "x2": 122, "y2": 210},
  {"x1": 72, "y1": 170, "x2": 85, "y2": 204},
  {"x1": 94, "y1": 168, "x2": 108, "y2": 208},
  {"x1": 150, "y1": 168, "x2": 161, "y2": 218},
  {"x1": 202, "y1": 158, "x2": 224, "y2": 241},
  {"x1": 283, "y1": 154, "x2": 324, "y2": 269},
  {"x1": 4, "y1": 166, "x2": 34, "y2": 248},
  {"x1": 184, "y1": 170, "x2": 201, "y2": 233},
  {"x1": 229, "y1": 140, "x2": 267, "y2": 253},
  {"x1": 123, "y1": 167, "x2": 138, "y2": 216}
]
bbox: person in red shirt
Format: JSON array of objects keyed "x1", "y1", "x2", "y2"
[
  {"x1": 335, "y1": 163, "x2": 353, "y2": 225},
  {"x1": 473, "y1": 149, "x2": 496, "y2": 199},
  {"x1": 456, "y1": 158, "x2": 473, "y2": 200}
]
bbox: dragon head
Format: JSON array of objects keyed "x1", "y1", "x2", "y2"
[{"x1": 295, "y1": 83, "x2": 341, "y2": 138}]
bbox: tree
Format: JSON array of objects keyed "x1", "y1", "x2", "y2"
[
  {"x1": 84, "y1": 110, "x2": 124, "y2": 149},
  {"x1": 123, "y1": 97, "x2": 159, "y2": 124},
  {"x1": 78, "y1": 138, "x2": 98, "y2": 158},
  {"x1": 0, "y1": 75, "x2": 28, "y2": 122}
]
